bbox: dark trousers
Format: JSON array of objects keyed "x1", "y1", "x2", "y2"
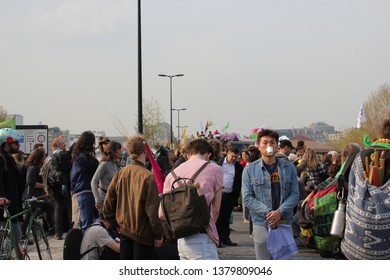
[
  {"x1": 216, "y1": 192, "x2": 237, "y2": 242},
  {"x1": 120, "y1": 234, "x2": 154, "y2": 260},
  {"x1": 52, "y1": 184, "x2": 72, "y2": 236}
]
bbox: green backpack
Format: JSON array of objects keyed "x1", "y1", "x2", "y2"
[{"x1": 308, "y1": 155, "x2": 356, "y2": 258}]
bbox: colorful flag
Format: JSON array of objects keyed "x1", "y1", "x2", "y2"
[
  {"x1": 0, "y1": 118, "x2": 16, "y2": 129},
  {"x1": 363, "y1": 133, "x2": 372, "y2": 147},
  {"x1": 252, "y1": 132, "x2": 258, "y2": 141},
  {"x1": 356, "y1": 105, "x2": 366, "y2": 129},
  {"x1": 223, "y1": 121, "x2": 230, "y2": 132},
  {"x1": 143, "y1": 141, "x2": 165, "y2": 194},
  {"x1": 182, "y1": 127, "x2": 187, "y2": 139}
]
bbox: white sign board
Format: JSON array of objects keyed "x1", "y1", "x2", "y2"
[{"x1": 16, "y1": 125, "x2": 48, "y2": 154}]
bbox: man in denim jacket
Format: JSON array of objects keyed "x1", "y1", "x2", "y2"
[{"x1": 242, "y1": 129, "x2": 299, "y2": 259}]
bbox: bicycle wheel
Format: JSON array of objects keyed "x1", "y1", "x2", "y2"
[
  {"x1": 32, "y1": 222, "x2": 52, "y2": 260},
  {"x1": 0, "y1": 229, "x2": 22, "y2": 260}
]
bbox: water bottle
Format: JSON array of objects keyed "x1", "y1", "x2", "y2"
[{"x1": 330, "y1": 199, "x2": 346, "y2": 237}]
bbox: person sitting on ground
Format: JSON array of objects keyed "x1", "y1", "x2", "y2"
[{"x1": 80, "y1": 208, "x2": 120, "y2": 260}]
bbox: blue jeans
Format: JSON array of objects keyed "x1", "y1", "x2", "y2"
[
  {"x1": 76, "y1": 192, "x2": 97, "y2": 231},
  {"x1": 177, "y1": 233, "x2": 219, "y2": 260}
]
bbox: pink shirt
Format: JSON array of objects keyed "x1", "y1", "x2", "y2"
[{"x1": 163, "y1": 158, "x2": 223, "y2": 245}]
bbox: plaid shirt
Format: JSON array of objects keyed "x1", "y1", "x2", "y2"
[{"x1": 304, "y1": 163, "x2": 327, "y2": 189}]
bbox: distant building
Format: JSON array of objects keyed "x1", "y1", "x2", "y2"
[
  {"x1": 275, "y1": 122, "x2": 336, "y2": 143},
  {"x1": 290, "y1": 135, "x2": 336, "y2": 154}
]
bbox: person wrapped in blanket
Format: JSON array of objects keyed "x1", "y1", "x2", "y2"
[{"x1": 340, "y1": 108, "x2": 390, "y2": 260}]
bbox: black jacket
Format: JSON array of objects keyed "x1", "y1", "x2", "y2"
[
  {"x1": 218, "y1": 155, "x2": 243, "y2": 200},
  {"x1": 0, "y1": 148, "x2": 24, "y2": 221}
]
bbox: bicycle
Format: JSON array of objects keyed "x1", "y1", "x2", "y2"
[{"x1": 0, "y1": 195, "x2": 53, "y2": 260}]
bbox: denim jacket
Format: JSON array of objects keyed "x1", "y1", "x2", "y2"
[{"x1": 242, "y1": 158, "x2": 299, "y2": 226}]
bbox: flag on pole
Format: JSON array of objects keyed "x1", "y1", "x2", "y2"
[
  {"x1": 182, "y1": 127, "x2": 187, "y2": 139},
  {"x1": 222, "y1": 121, "x2": 230, "y2": 132},
  {"x1": 204, "y1": 120, "x2": 214, "y2": 132},
  {"x1": 356, "y1": 105, "x2": 366, "y2": 129},
  {"x1": 204, "y1": 120, "x2": 209, "y2": 133},
  {"x1": 0, "y1": 118, "x2": 16, "y2": 129},
  {"x1": 143, "y1": 141, "x2": 165, "y2": 194}
]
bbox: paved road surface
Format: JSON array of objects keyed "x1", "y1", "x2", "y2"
[{"x1": 30, "y1": 210, "x2": 327, "y2": 260}]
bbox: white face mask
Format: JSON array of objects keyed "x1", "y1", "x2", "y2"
[{"x1": 266, "y1": 146, "x2": 273, "y2": 156}]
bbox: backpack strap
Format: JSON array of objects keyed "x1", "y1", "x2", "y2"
[
  {"x1": 190, "y1": 161, "x2": 210, "y2": 181},
  {"x1": 170, "y1": 161, "x2": 210, "y2": 189}
]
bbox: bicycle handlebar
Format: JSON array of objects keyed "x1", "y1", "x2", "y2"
[{"x1": 24, "y1": 195, "x2": 52, "y2": 204}]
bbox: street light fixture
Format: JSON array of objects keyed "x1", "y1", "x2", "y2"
[
  {"x1": 172, "y1": 108, "x2": 187, "y2": 142},
  {"x1": 158, "y1": 74, "x2": 184, "y2": 149}
]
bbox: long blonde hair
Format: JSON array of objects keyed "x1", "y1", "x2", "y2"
[{"x1": 305, "y1": 148, "x2": 318, "y2": 169}]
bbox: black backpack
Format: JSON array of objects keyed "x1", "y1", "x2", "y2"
[
  {"x1": 48, "y1": 151, "x2": 72, "y2": 187},
  {"x1": 63, "y1": 224, "x2": 100, "y2": 260},
  {"x1": 161, "y1": 162, "x2": 211, "y2": 239}
]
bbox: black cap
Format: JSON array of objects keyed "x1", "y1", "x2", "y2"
[{"x1": 279, "y1": 140, "x2": 294, "y2": 149}]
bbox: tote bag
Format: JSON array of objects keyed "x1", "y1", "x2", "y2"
[{"x1": 267, "y1": 224, "x2": 298, "y2": 260}]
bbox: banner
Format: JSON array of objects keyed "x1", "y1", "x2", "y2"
[
  {"x1": 0, "y1": 118, "x2": 16, "y2": 129},
  {"x1": 143, "y1": 141, "x2": 165, "y2": 194}
]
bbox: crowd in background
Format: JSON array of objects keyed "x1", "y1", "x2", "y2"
[{"x1": 1, "y1": 107, "x2": 390, "y2": 260}]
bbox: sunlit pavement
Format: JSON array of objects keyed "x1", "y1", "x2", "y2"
[{"x1": 43, "y1": 210, "x2": 327, "y2": 260}]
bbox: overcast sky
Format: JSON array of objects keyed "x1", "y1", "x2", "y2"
[{"x1": 1, "y1": 0, "x2": 389, "y2": 138}]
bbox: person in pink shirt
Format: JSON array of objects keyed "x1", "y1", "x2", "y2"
[{"x1": 159, "y1": 139, "x2": 223, "y2": 260}]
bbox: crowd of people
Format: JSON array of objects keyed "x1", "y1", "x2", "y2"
[{"x1": 1, "y1": 108, "x2": 390, "y2": 260}]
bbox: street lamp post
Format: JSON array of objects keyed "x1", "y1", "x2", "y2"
[
  {"x1": 172, "y1": 108, "x2": 187, "y2": 142},
  {"x1": 137, "y1": 0, "x2": 143, "y2": 133},
  {"x1": 158, "y1": 74, "x2": 184, "y2": 149}
]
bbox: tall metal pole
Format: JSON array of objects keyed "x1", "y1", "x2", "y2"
[
  {"x1": 177, "y1": 109, "x2": 180, "y2": 142},
  {"x1": 173, "y1": 108, "x2": 186, "y2": 142},
  {"x1": 158, "y1": 74, "x2": 184, "y2": 149},
  {"x1": 137, "y1": 0, "x2": 143, "y2": 134},
  {"x1": 169, "y1": 77, "x2": 173, "y2": 148}
]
